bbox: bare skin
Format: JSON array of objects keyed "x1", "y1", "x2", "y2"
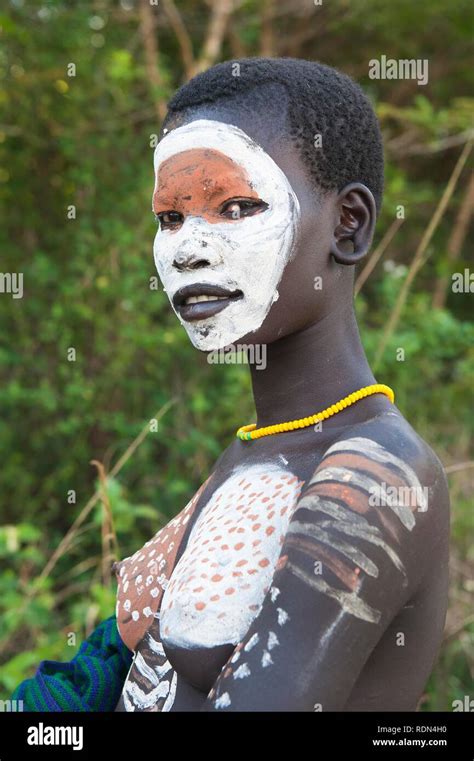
[{"x1": 115, "y1": 103, "x2": 450, "y2": 712}]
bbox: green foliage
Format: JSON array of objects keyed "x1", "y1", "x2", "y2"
[{"x1": 0, "y1": 0, "x2": 472, "y2": 711}]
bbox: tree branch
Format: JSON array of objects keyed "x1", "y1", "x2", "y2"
[
  {"x1": 162, "y1": 0, "x2": 195, "y2": 79},
  {"x1": 432, "y1": 173, "x2": 474, "y2": 309},
  {"x1": 355, "y1": 217, "x2": 404, "y2": 296},
  {"x1": 373, "y1": 140, "x2": 472, "y2": 370},
  {"x1": 260, "y1": 0, "x2": 275, "y2": 57},
  {"x1": 194, "y1": 0, "x2": 236, "y2": 75},
  {"x1": 138, "y1": 0, "x2": 167, "y2": 122}
]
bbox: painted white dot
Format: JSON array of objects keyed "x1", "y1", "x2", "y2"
[
  {"x1": 268, "y1": 631, "x2": 279, "y2": 650},
  {"x1": 244, "y1": 633, "x2": 259, "y2": 652},
  {"x1": 215, "y1": 692, "x2": 231, "y2": 708},
  {"x1": 277, "y1": 608, "x2": 289, "y2": 626},
  {"x1": 132, "y1": 610, "x2": 140, "y2": 621},
  {"x1": 233, "y1": 663, "x2": 251, "y2": 679}
]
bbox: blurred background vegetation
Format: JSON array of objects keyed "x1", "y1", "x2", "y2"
[{"x1": 0, "y1": 0, "x2": 472, "y2": 710}]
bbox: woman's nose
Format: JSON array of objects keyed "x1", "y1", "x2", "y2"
[
  {"x1": 171, "y1": 218, "x2": 225, "y2": 271},
  {"x1": 172, "y1": 243, "x2": 211, "y2": 272}
]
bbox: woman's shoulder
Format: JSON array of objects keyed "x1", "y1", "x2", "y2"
[
  {"x1": 312, "y1": 407, "x2": 450, "y2": 554},
  {"x1": 329, "y1": 406, "x2": 449, "y2": 497}
]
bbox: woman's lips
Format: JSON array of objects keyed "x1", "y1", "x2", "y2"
[{"x1": 173, "y1": 284, "x2": 243, "y2": 321}]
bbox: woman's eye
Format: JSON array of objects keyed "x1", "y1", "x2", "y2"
[
  {"x1": 154, "y1": 211, "x2": 183, "y2": 229},
  {"x1": 220, "y1": 198, "x2": 268, "y2": 219}
]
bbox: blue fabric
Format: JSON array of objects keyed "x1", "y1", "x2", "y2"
[{"x1": 10, "y1": 615, "x2": 132, "y2": 711}]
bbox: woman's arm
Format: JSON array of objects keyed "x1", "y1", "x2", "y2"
[{"x1": 200, "y1": 432, "x2": 442, "y2": 711}]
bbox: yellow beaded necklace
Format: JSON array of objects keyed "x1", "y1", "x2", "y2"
[{"x1": 236, "y1": 383, "x2": 395, "y2": 441}]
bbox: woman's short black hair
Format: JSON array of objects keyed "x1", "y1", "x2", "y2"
[{"x1": 164, "y1": 57, "x2": 384, "y2": 214}]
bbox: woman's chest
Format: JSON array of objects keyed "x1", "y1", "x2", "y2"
[
  {"x1": 159, "y1": 462, "x2": 304, "y2": 652},
  {"x1": 116, "y1": 460, "x2": 305, "y2": 708}
]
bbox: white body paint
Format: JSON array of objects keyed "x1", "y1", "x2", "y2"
[
  {"x1": 322, "y1": 437, "x2": 427, "y2": 519},
  {"x1": 215, "y1": 692, "x2": 231, "y2": 708},
  {"x1": 244, "y1": 633, "x2": 259, "y2": 652},
  {"x1": 153, "y1": 120, "x2": 301, "y2": 351},
  {"x1": 285, "y1": 436, "x2": 422, "y2": 623},
  {"x1": 159, "y1": 462, "x2": 303, "y2": 649},
  {"x1": 234, "y1": 663, "x2": 251, "y2": 679},
  {"x1": 120, "y1": 635, "x2": 178, "y2": 712}
]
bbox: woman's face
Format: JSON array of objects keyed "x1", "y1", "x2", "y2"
[{"x1": 152, "y1": 119, "x2": 301, "y2": 352}]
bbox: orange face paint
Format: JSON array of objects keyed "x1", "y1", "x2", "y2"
[{"x1": 153, "y1": 148, "x2": 260, "y2": 225}]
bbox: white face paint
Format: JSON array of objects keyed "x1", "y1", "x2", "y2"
[{"x1": 152, "y1": 119, "x2": 300, "y2": 351}]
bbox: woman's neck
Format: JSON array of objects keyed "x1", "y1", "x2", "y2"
[{"x1": 249, "y1": 302, "x2": 377, "y2": 429}]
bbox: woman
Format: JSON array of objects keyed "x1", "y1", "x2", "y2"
[{"x1": 13, "y1": 58, "x2": 450, "y2": 713}]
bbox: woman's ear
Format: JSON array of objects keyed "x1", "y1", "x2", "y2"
[{"x1": 330, "y1": 182, "x2": 377, "y2": 265}]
